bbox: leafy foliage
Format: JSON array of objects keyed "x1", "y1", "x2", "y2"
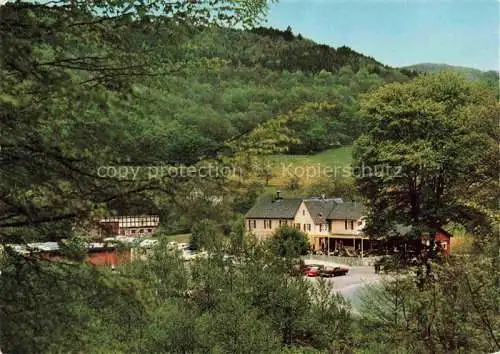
[
  {"x1": 0, "y1": 0, "x2": 413, "y2": 244},
  {"x1": 0, "y1": 0, "x2": 274, "y2": 244},
  {"x1": 404, "y1": 63, "x2": 499, "y2": 97},
  {"x1": 190, "y1": 218, "x2": 224, "y2": 251},
  {"x1": 0, "y1": 251, "x2": 147, "y2": 353},
  {"x1": 269, "y1": 225, "x2": 310, "y2": 259},
  {"x1": 353, "y1": 72, "x2": 499, "y2": 238},
  {"x1": 358, "y1": 240, "x2": 500, "y2": 353}
]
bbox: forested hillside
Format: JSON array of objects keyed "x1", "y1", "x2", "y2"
[
  {"x1": 128, "y1": 24, "x2": 415, "y2": 161},
  {"x1": 112, "y1": 23, "x2": 415, "y2": 231},
  {"x1": 404, "y1": 63, "x2": 499, "y2": 95},
  {"x1": 0, "y1": 2, "x2": 412, "y2": 242},
  {"x1": 1, "y1": 2, "x2": 499, "y2": 353}
]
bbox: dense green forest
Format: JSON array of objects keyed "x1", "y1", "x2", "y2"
[
  {"x1": 404, "y1": 62, "x2": 499, "y2": 82},
  {"x1": 123, "y1": 24, "x2": 415, "y2": 163},
  {"x1": 404, "y1": 63, "x2": 499, "y2": 97},
  {"x1": 0, "y1": 1, "x2": 499, "y2": 353},
  {"x1": 0, "y1": 0, "x2": 420, "y2": 237}
]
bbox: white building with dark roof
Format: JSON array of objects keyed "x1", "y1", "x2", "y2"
[{"x1": 245, "y1": 192, "x2": 369, "y2": 255}]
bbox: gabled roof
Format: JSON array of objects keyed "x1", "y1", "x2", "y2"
[
  {"x1": 327, "y1": 202, "x2": 365, "y2": 220},
  {"x1": 245, "y1": 196, "x2": 303, "y2": 219},
  {"x1": 304, "y1": 199, "x2": 338, "y2": 224},
  {"x1": 437, "y1": 228, "x2": 453, "y2": 237}
]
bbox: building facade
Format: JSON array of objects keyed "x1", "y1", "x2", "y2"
[
  {"x1": 245, "y1": 193, "x2": 452, "y2": 256},
  {"x1": 245, "y1": 193, "x2": 368, "y2": 255},
  {"x1": 98, "y1": 215, "x2": 160, "y2": 237},
  {"x1": 5, "y1": 238, "x2": 159, "y2": 268},
  {"x1": 245, "y1": 196, "x2": 302, "y2": 240}
]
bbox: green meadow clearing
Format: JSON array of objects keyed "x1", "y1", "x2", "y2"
[{"x1": 263, "y1": 145, "x2": 353, "y2": 187}]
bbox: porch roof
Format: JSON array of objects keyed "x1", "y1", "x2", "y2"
[{"x1": 310, "y1": 233, "x2": 369, "y2": 240}]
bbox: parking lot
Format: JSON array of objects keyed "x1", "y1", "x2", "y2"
[{"x1": 305, "y1": 264, "x2": 383, "y2": 312}]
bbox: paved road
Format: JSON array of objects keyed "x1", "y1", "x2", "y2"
[
  {"x1": 306, "y1": 265, "x2": 383, "y2": 312},
  {"x1": 331, "y1": 266, "x2": 382, "y2": 311}
]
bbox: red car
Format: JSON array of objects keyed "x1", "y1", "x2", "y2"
[{"x1": 306, "y1": 266, "x2": 321, "y2": 277}]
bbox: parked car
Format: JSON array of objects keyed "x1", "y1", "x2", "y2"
[
  {"x1": 320, "y1": 266, "x2": 336, "y2": 277},
  {"x1": 320, "y1": 265, "x2": 349, "y2": 277},
  {"x1": 336, "y1": 265, "x2": 349, "y2": 276},
  {"x1": 306, "y1": 266, "x2": 321, "y2": 277}
]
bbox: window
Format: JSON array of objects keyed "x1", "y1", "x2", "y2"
[
  {"x1": 295, "y1": 223, "x2": 301, "y2": 229},
  {"x1": 147, "y1": 228, "x2": 152, "y2": 233},
  {"x1": 253, "y1": 220, "x2": 256, "y2": 229},
  {"x1": 350, "y1": 221, "x2": 354, "y2": 230},
  {"x1": 307, "y1": 224, "x2": 311, "y2": 231},
  {"x1": 131, "y1": 229, "x2": 136, "y2": 234},
  {"x1": 302, "y1": 209, "x2": 305, "y2": 216},
  {"x1": 264, "y1": 220, "x2": 273, "y2": 229},
  {"x1": 345, "y1": 220, "x2": 348, "y2": 230},
  {"x1": 139, "y1": 229, "x2": 144, "y2": 233}
]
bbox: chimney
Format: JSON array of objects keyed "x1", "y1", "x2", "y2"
[{"x1": 276, "y1": 190, "x2": 281, "y2": 200}]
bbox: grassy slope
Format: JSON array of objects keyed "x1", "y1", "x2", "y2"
[{"x1": 264, "y1": 146, "x2": 353, "y2": 187}]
